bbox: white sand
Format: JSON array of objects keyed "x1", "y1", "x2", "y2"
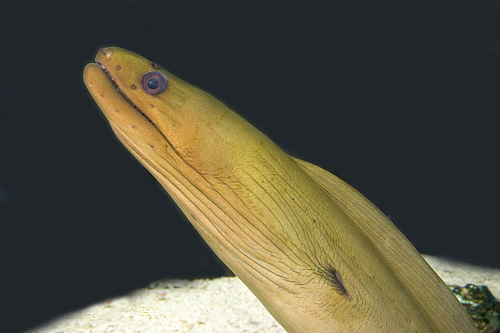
[{"x1": 29, "y1": 255, "x2": 500, "y2": 333}]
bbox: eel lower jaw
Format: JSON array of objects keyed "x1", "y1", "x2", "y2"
[{"x1": 96, "y1": 61, "x2": 158, "y2": 129}]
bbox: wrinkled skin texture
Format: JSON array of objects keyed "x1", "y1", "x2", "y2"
[{"x1": 84, "y1": 47, "x2": 478, "y2": 333}]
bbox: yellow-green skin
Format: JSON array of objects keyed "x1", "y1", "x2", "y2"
[{"x1": 84, "y1": 47, "x2": 478, "y2": 333}]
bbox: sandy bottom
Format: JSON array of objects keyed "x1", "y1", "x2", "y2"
[{"x1": 28, "y1": 255, "x2": 500, "y2": 333}]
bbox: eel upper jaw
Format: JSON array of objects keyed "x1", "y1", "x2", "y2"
[
  {"x1": 96, "y1": 61, "x2": 158, "y2": 128},
  {"x1": 95, "y1": 61, "x2": 186, "y2": 163}
]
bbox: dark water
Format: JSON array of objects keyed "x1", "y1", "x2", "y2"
[{"x1": 1, "y1": 0, "x2": 500, "y2": 332}]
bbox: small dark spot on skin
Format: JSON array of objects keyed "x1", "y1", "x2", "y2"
[
  {"x1": 150, "y1": 104, "x2": 154, "y2": 108},
  {"x1": 313, "y1": 219, "x2": 316, "y2": 223},
  {"x1": 325, "y1": 265, "x2": 351, "y2": 301},
  {"x1": 149, "y1": 145, "x2": 154, "y2": 148},
  {"x1": 291, "y1": 197, "x2": 295, "y2": 200},
  {"x1": 132, "y1": 85, "x2": 136, "y2": 89},
  {"x1": 115, "y1": 109, "x2": 118, "y2": 113},
  {"x1": 151, "y1": 62, "x2": 158, "y2": 69},
  {"x1": 132, "y1": 125, "x2": 136, "y2": 129},
  {"x1": 100, "y1": 94, "x2": 104, "y2": 97},
  {"x1": 117, "y1": 66, "x2": 121, "y2": 70}
]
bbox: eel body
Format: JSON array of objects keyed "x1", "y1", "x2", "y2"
[{"x1": 83, "y1": 47, "x2": 478, "y2": 333}]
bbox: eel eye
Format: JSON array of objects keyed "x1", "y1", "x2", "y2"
[{"x1": 141, "y1": 71, "x2": 168, "y2": 95}]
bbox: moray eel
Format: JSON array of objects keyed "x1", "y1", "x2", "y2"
[{"x1": 83, "y1": 47, "x2": 478, "y2": 333}]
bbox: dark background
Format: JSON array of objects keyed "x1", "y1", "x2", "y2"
[{"x1": 1, "y1": 0, "x2": 500, "y2": 332}]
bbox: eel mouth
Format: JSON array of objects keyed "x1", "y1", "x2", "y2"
[{"x1": 96, "y1": 61, "x2": 158, "y2": 129}]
